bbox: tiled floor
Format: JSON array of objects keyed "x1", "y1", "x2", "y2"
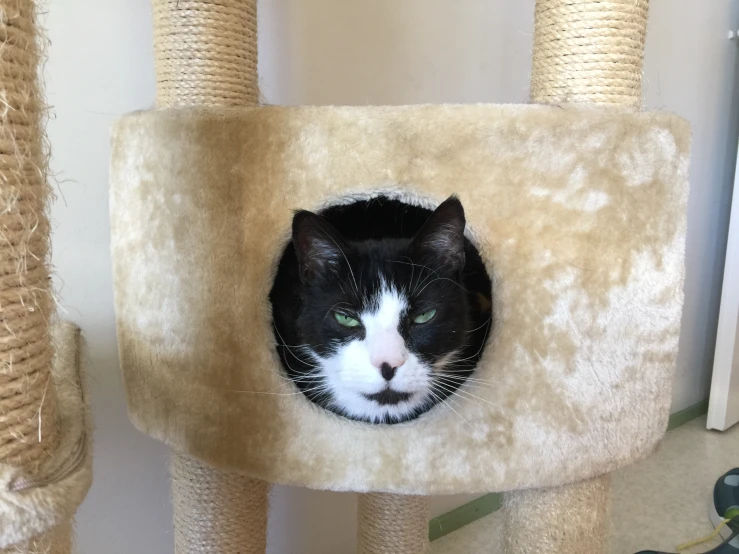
[{"x1": 431, "y1": 417, "x2": 739, "y2": 554}]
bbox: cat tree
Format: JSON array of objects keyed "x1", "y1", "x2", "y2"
[
  {"x1": 110, "y1": 0, "x2": 689, "y2": 552},
  {"x1": 0, "y1": 3, "x2": 91, "y2": 552}
]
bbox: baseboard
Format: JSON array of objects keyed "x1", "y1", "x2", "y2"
[
  {"x1": 428, "y1": 398, "x2": 710, "y2": 541},
  {"x1": 667, "y1": 399, "x2": 710, "y2": 431},
  {"x1": 428, "y1": 493, "x2": 500, "y2": 542}
]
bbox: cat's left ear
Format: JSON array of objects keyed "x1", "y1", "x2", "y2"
[
  {"x1": 410, "y1": 195, "x2": 466, "y2": 276},
  {"x1": 292, "y1": 210, "x2": 349, "y2": 283}
]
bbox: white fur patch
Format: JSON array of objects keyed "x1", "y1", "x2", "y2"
[{"x1": 316, "y1": 285, "x2": 436, "y2": 422}]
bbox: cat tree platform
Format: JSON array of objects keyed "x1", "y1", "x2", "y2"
[{"x1": 110, "y1": 0, "x2": 690, "y2": 552}]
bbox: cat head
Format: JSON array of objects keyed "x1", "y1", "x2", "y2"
[{"x1": 289, "y1": 196, "x2": 475, "y2": 423}]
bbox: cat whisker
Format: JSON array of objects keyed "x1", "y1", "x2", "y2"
[
  {"x1": 275, "y1": 344, "x2": 303, "y2": 376},
  {"x1": 439, "y1": 362, "x2": 476, "y2": 370},
  {"x1": 416, "y1": 276, "x2": 471, "y2": 297},
  {"x1": 388, "y1": 258, "x2": 441, "y2": 295},
  {"x1": 439, "y1": 360, "x2": 487, "y2": 370},
  {"x1": 431, "y1": 349, "x2": 464, "y2": 373},
  {"x1": 279, "y1": 349, "x2": 319, "y2": 369},
  {"x1": 274, "y1": 325, "x2": 322, "y2": 370},
  {"x1": 319, "y1": 229, "x2": 360, "y2": 299},
  {"x1": 448, "y1": 352, "x2": 482, "y2": 365},
  {"x1": 412, "y1": 266, "x2": 438, "y2": 296},
  {"x1": 466, "y1": 315, "x2": 493, "y2": 334},
  {"x1": 322, "y1": 302, "x2": 353, "y2": 325},
  {"x1": 281, "y1": 374, "x2": 323, "y2": 383},
  {"x1": 239, "y1": 375, "x2": 322, "y2": 395},
  {"x1": 388, "y1": 258, "x2": 435, "y2": 272},
  {"x1": 435, "y1": 380, "x2": 498, "y2": 396},
  {"x1": 410, "y1": 258, "x2": 463, "y2": 296},
  {"x1": 433, "y1": 379, "x2": 503, "y2": 409},
  {"x1": 396, "y1": 257, "x2": 417, "y2": 296},
  {"x1": 274, "y1": 339, "x2": 316, "y2": 349},
  {"x1": 444, "y1": 319, "x2": 492, "y2": 365},
  {"x1": 338, "y1": 275, "x2": 360, "y2": 299},
  {"x1": 438, "y1": 373, "x2": 503, "y2": 385},
  {"x1": 427, "y1": 389, "x2": 492, "y2": 443},
  {"x1": 435, "y1": 374, "x2": 500, "y2": 389},
  {"x1": 436, "y1": 371, "x2": 497, "y2": 385},
  {"x1": 439, "y1": 360, "x2": 477, "y2": 372},
  {"x1": 232, "y1": 384, "x2": 332, "y2": 397},
  {"x1": 390, "y1": 257, "x2": 460, "y2": 295},
  {"x1": 276, "y1": 347, "x2": 320, "y2": 366}
]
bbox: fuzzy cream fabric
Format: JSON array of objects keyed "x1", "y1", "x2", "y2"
[
  {"x1": 110, "y1": 105, "x2": 690, "y2": 494},
  {"x1": 0, "y1": 323, "x2": 92, "y2": 549}
]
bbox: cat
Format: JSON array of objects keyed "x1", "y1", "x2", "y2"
[{"x1": 269, "y1": 195, "x2": 493, "y2": 424}]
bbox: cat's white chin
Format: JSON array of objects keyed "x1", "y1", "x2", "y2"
[{"x1": 330, "y1": 387, "x2": 431, "y2": 424}]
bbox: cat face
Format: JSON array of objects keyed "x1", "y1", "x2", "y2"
[{"x1": 287, "y1": 197, "x2": 475, "y2": 424}]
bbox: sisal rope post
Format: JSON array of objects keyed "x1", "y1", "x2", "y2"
[
  {"x1": 0, "y1": 3, "x2": 84, "y2": 552},
  {"x1": 530, "y1": 0, "x2": 650, "y2": 107},
  {"x1": 503, "y1": 475, "x2": 611, "y2": 554},
  {"x1": 0, "y1": 0, "x2": 57, "y2": 473},
  {"x1": 171, "y1": 455, "x2": 269, "y2": 554},
  {"x1": 151, "y1": 1, "x2": 270, "y2": 552},
  {"x1": 152, "y1": 0, "x2": 259, "y2": 107},
  {"x1": 357, "y1": 493, "x2": 430, "y2": 554}
]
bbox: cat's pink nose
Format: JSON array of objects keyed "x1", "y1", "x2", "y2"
[{"x1": 372, "y1": 351, "x2": 406, "y2": 380}]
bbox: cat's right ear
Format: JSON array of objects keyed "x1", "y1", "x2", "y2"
[
  {"x1": 292, "y1": 211, "x2": 348, "y2": 283},
  {"x1": 410, "y1": 195, "x2": 466, "y2": 277}
]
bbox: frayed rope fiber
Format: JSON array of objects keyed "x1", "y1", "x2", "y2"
[{"x1": 0, "y1": 0, "x2": 57, "y2": 470}]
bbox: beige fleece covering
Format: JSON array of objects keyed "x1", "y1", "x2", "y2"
[
  {"x1": 110, "y1": 104, "x2": 690, "y2": 495},
  {"x1": 0, "y1": 323, "x2": 91, "y2": 549}
]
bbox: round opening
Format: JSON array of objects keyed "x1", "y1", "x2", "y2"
[{"x1": 269, "y1": 195, "x2": 493, "y2": 424}]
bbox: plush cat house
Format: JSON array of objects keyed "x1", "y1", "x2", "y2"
[{"x1": 110, "y1": 1, "x2": 690, "y2": 552}]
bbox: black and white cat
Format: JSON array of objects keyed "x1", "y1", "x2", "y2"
[{"x1": 269, "y1": 196, "x2": 492, "y2": 424}]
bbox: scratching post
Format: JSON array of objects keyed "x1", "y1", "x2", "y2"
[
  {"x1": 152, "y1": 0, "x2": 259, "y2": 107},
  {"x1": 503, "y1": 475, "x2": 611, "y2": 554},
  {"x1": 358, "y1": 493, "x2": 430, "y2": 554},
  {"x1": 169, "y1": 457, "x2": 269, "y2": 554},
  {"x1": 531, "y1": 0, "x2": 649, "y2": 106},
  {"x1": 1, "y1": 3, "x2": 90, "y2": 552},
  {"x1": 151, "y1": 2, "x2": 270, "y2": 552},
  {"x1": 0, "y1": 0, "x2": 57, "y2": 474},
  {"x1": 500, "y1": 1, "x2": 650, "y2": 551},
  {"x1": 171, "y1": 455, "x2": 269, "y2": 554}
]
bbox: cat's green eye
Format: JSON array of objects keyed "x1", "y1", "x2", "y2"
[
  {"x1": 413, "y1": 309, "x2": 437, "y2": 324},
  {"x1": 334, "y1": 312, "x2": 361, "y2": 328}
]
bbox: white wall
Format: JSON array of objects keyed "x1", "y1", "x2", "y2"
[
  {"x1": 642, "y1": 0, "x2": 739, "y2": 412},
  {"x1": 42, "y1": 1, "x2": 738, "y2": 553}
]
